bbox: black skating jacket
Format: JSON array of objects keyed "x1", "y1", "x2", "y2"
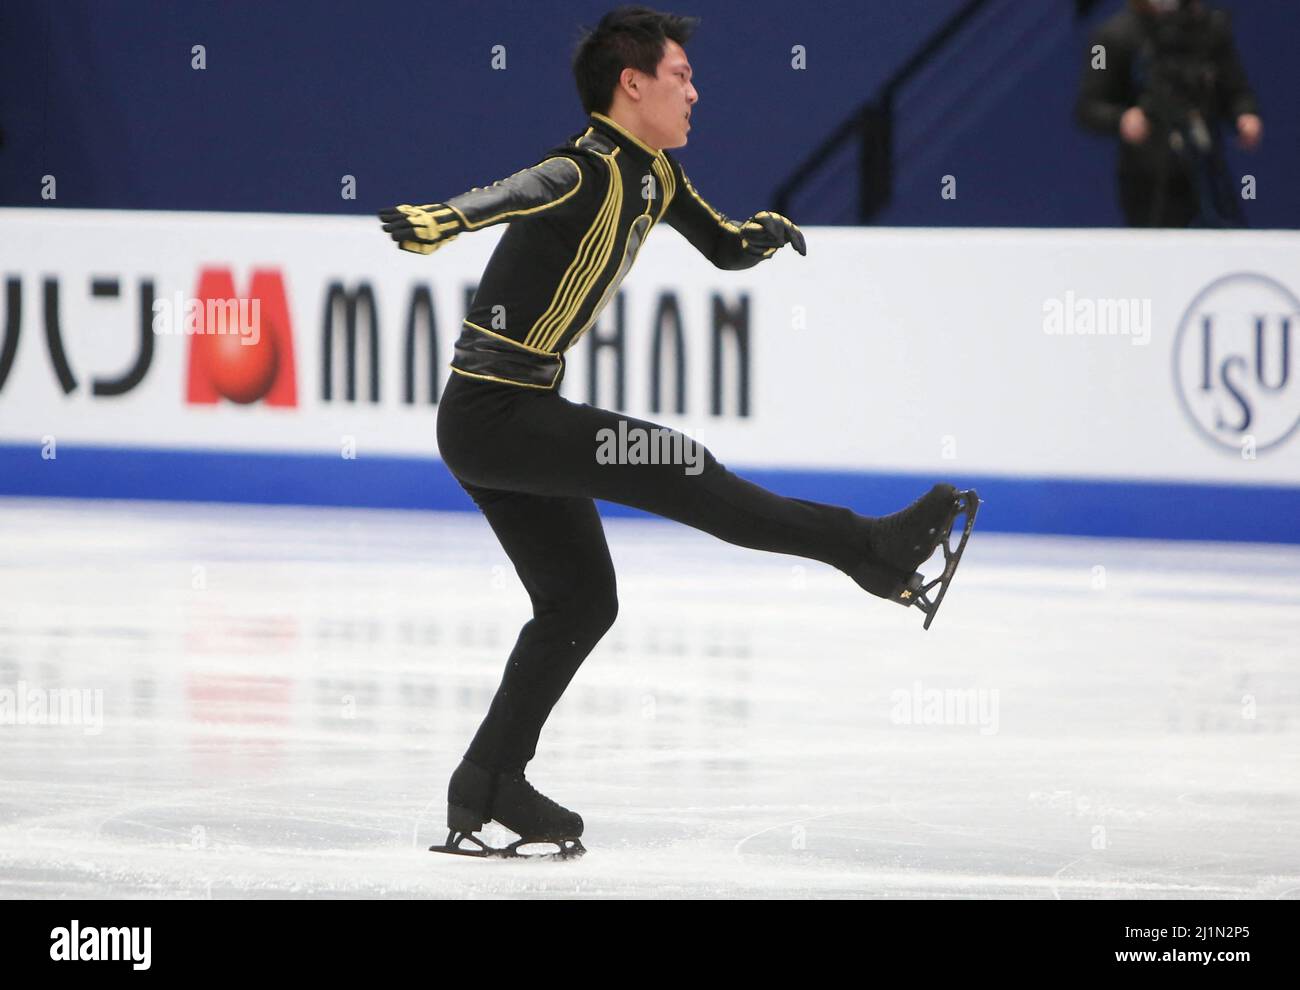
[{"x1": 424, "y1": 112, "x2": 776, "y2": 390}]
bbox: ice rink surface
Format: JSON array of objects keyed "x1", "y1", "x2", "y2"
[{"x1": 0, "y1": 497, "x2": 1296, "y2": 899}]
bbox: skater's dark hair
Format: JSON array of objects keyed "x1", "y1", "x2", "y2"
[{"x1": 572, "y1": 6, "x2": 699, "y2": 114}]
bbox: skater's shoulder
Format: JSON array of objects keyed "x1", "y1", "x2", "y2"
[
  {"x1": 525, "y1": 125, "x2": 616, "y2": 179},
  {"x1": 565, "y1": 123, "x2": 620, "y2": 163},
  {"x1": 509, "y1": 136, "x2": 606, "y2": 200}
]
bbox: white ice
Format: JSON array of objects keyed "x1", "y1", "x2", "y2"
[{"x1": 0, "y1": 497, "x2": 1296, "y2": 899}]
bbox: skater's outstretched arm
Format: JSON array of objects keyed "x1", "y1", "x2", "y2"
[
  {"x1": 379, "y1": 155, "x2": 593, "y2": 255},
  {"x1": 661, "y1": 152, "x2": 806, "y2": 270}
]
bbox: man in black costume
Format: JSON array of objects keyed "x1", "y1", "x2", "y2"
[{"x1": 381, "y1": 6, "x2": 976, "y2": 858}]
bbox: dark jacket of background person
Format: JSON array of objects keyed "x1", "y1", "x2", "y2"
[{"x1": 1075, "y1": 0, "x2": 1259, "y2": 228}]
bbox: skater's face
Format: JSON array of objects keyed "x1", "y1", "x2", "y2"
[{"x1": 624, "y1": 39, "x2": 697, "y2": 150}]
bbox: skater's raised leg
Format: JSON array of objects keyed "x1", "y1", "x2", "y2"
[{"x1": 439, "y1": 373, "x2": 972, "y2": 612}]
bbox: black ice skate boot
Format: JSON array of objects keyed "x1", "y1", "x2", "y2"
[
  {"x1": 851, "y1": 483, "x2": 980, "y2": 630},
  {"x1": 433, "y1": 758, "x2": 585, "y2": 860}
]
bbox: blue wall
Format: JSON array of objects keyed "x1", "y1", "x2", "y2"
[
  {"x1": 4, "y1": 443, "x2": 1297, "y2": 543},
  {"x1": 0, "y1": 1, "x2": 1294, "y2": 227},
  {"x1": 0, "y1": 0, "x2": 1295, "y2": 227}
]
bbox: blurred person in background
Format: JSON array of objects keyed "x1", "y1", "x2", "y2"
[{"x1": 1076, "y1": 0, "x2": 1261, "y2": 228}]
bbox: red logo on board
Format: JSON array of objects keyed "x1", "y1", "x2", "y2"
[{"x1": 186, "y1": 268, "x2": 298, "y2": 406}]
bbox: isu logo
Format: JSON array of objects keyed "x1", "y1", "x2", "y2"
[
  {"x1": 185, "y1": 268, "x2": 297, "y2": 405},
  {"x1": 1173, "y1": 273, "x2": 1299, "y2": 455}
]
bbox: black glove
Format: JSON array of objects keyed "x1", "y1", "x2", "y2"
[
  {"x1": 378, "y1": 204, "x2": 461, "y2": 255},
  {"x1": 739, "y1": 211, "x2": 806, "y2": 257}
]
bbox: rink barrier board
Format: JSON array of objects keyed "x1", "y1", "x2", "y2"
[
  {"x1": 4, "y1": 213, "x2": 1300, "y2": 490},
  {"x1": 0, "y1": 442, "x2": 1295, "y2": 544}
]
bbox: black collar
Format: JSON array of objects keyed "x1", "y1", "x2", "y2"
[{"x1": 587, "y1": 112, "x2": 661, "y2": 165}]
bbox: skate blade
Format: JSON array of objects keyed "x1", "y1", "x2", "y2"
[
  {"x1": 905, "y1": 489, "x2": 980, "y2": 630},
  {"x1": 430, "y1": 829, "x2": 586, "y2": 861}
]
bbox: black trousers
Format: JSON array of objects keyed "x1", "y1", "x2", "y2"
[{"x1": 436, "y1": 369, "x2": 884, "y2": 771}]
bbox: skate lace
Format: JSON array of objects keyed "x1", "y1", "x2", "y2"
[
  {"x1": 872, "y1": 498, "x2": 929, "y2": 549},
  {"x1": 869, "y1": 487, "x2": 951, "y2": 563},
  {"x1": 510, "y1": 773, "x2": 567, "y2": 814},
  {"x1": 872, "y1": 507, "x2": 912, "y2": 542}
]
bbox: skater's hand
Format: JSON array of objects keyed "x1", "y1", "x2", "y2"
[
  {"x1": 378, "y1": 203, "x2": 461, "y2": 255},
  {"x1": 739, "y1": 211, "x2": 806, "y2": 258}
]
